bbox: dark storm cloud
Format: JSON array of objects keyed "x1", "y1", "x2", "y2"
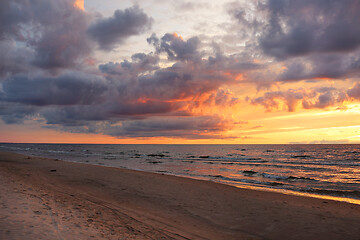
[
  {"x1": 40, "y1": 105, "x2": 110, "y2": 126},
  {"x1": 0, "y1": 1, "x2": 153, "y2": 73},
  {"x1": 103, "y1": 116, "x2": 233, "y2": 139},
  {"x1": 0, "y1": 103, "x2": 37, "y2": 124},
  {"x1": 31, "y1": 13, "x2": 91, "y2": 70},
  {"x1": 0, "y1": 0, "x2": 92, "y2": 71},
  {"x1": 0, "y1": 0, "x2": 29, "y2": 39},
  {"x1": 279, "y1": 53, "x2": 360, "y2": 82},
  {"x1": 0, "y1": 72, "x2": 107, "y2": 106},
  {"x1": 260, "y1": 0, "x2": 360, "y2": 59},
  {"x1": 0, "y1": 40, "x2": 34, "y2": 77},
  {"x1": 88, "y1": 6, "x2": 152, "y2": 50}
]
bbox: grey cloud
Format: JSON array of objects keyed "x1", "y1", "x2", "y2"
[
  {"x1": 251, "y1": 89, "x2": 305, "y2": 112},
  {"x1": 0, "y1": 40, "x2": 34, "y2": 77},
  {"x1": 99, "y1": 52, "x2": 159, "y2": 76},
  {"x1": 0, "y1": 103, "x2": 37, "y2": 124},
  {"x1": 251, "y1": 87, "x2": 347, "y2": 112},
  {"x1": 0, "y1": 72, "x2": 107, "y2": 106},
  {"x1": 0, "y1": 1, "x2": 153, "y2": 73},
  {"x1": 260, "y1": 0, "x2": 360, "y2": 59},
  {"x1": 347, "y1": 83, "x2": 360, "y2": 100},
  {"x1": 32, "y1": 14, "x2": 91, "y2": 70},
  {"x1": 103, "y1": 116, "x2": 232, "y2": 139},
  {"x1": 40, "y1": 105, "x2": 110, "y2": 126},
  {"x1": 0, "y1": 0, "x2": 92, "y2": 72},
  {"x1": 302, "y1": 87, "x2": 348, "y2": 109},
  {"x1": 0, "y1": 0, "x2": 30, "y2": 39},
  {"x1": 147, "y1": 33, "x2": 200, "y2": 61},
  {"x1": 279, "y1": 53, "x2": 360, "y2": 81},
  {"x1": 88, "y1": 6, "x2": 152, "y2": 50}
]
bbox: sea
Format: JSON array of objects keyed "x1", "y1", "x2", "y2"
[{"x1": 1, "y1": 143, "x2": 360, "y2": 204}]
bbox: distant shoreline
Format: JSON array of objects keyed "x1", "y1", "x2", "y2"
[
  {"x1": 2, "y1": 142, "x2": 360, "y2": 144},
  {"x1": 1, "y1": 151, "x2": 360, "y2": 239}
]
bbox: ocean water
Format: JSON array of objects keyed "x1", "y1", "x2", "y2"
[{"x1": 1, "y1": 143, "x2": 360, "y2": 203}]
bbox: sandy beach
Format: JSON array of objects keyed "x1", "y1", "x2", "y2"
[{"x1": 0, "y1": 151, "x2": 359, "y2": 240}]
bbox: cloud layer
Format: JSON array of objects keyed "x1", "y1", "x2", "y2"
[{"x1": 1, "y1": 0, "x2": 360, "y2": 140}]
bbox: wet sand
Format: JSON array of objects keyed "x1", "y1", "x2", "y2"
[{"x1": 0, "y1": 151, "x2": 359, "y2": 239}]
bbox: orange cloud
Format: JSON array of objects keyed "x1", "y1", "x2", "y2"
[
  {"x1": 74, "y1": 0, "x2": 85, "y2": 11},
  {"x1": 172, "y1": 32, "x2": 183, "y2": 40}
]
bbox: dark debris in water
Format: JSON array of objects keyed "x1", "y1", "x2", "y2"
[
  {"x1": 148, "y1": 154, "x2": 166, "y2": 157},
  {"x1": 147, "y1": 160, "x2": 163, "y2": 164},
  {"x1": 287, "y1": 176, "x2": 316, "y2": 181},
  {"x1": 209, "y1": 175, "x2": 223, "y2": 178},
  {"x1": 183, "y1": 160, "x2": 194, "y2": 163},
  {"x1": 269, "y1": 182, "x2": 284, "y2": 186},
  {"x1": 243, "y1": 170, "x2": 257, "y2": 176},
  {"x1": 290, "y1": 155, "x2": 311, "y2": 159}
]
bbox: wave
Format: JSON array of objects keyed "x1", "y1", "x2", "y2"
[
  {"x1": 246, "y1": 172, "x2": 317, "y2": 182},
  {"x1": 302, "y1": 188, "x2": 360, "y2": 199}
]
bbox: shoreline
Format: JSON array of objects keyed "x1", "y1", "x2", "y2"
[
  {"x1": 5, "y1": 147, "x2": 360, "y2": 206},
  {"x1": 1, "y1": 151, "x2": 360, "y2": 239}
]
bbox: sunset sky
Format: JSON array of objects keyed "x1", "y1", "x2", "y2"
[{"x1": 1, "y1": 0, "x2": 360, "y2": 144}]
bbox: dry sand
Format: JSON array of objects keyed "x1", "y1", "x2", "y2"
[{"x1": 0, "y1": 151, "x2": 359, "y2": 240}]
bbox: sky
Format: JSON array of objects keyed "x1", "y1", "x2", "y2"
[{"x1": 1, "y1": 0, "x2": 360, "y2": 144}]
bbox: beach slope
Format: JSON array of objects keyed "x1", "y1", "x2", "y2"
[{"x1": 0, "y1": 151, "x2": 359, "y2": 239}]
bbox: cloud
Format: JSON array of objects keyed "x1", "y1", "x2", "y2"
[
  {"x1": 0, "y1": 40, "x2": 34, "y2": 77},
  {"x1": 88, "y1": 6, "x2": 152, "y2": 50},
  {"x1": 290, "y1": 139, "x2": 350, "y2": 144},
  {"x1": 279, "y1": 53, "x2": 360, "y2": 81},
  {"x1": 0, "y1": 1, "x2": 253, "y2": 140},
  {"x1": 147, "y1": 33, "x2": 200, "y2": 61},
  {"x1": 0, "y1": 1, "x2": 154, "y2": 74},
  {"x1": 9, "y1": 0, "x2": 360, "y2": 140},
  {"x1": 0, "y1": 30, "x2": 252, "y2": 138},
  {"x1": 0, "y1": 72, "x2": 107, "y2": 106},
  {"x1": 347, "y1": 83, "x2": 360, "y2": 100},
  {"x1": 0, "y1": 0, "x2": 92, "y2": 71},
  {"x1": 103, "y1": 116, "x2": 232, "y2": 138},
  {"x1": 251, "y1": 87, "x2": 348, "y2": 112},
  {"x1": 260, "y1": 0, "x2": 360, "y2": 59},
  {"x1": 99, "y1": 52, "x2": 159, "y2": 77},
  {"x1": 0, "y1": 103, "x2": 37, "y2": 124},
  {"x1": 32, "y1": 13, "x2": 91, "y2": 70}
]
